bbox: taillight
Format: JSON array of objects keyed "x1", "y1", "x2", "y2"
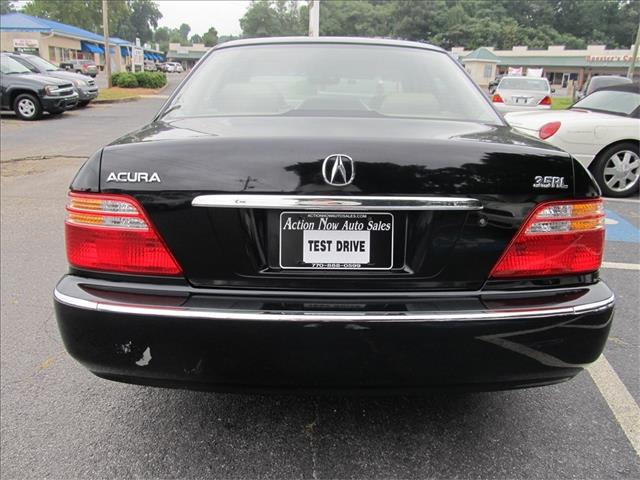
[
  {"x1": 539, "y1": 121, "x2": 561, "y2": 140},
  {"x1": 539, "y1": 95, "x2": 552, "y2": 106},
  {"x1": 492, "y1": 94, "x2": 504, "y2": 103},
  {"x1": 65, "y1": 192, "x2": 182, "y2": 275},
  {"x1": 490, "y1": 199, "x2": 604, "y2": 279}
]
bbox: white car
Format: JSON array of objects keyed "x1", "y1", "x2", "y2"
[
  {"x1": 492, "y1": 76, "x2": 553, "y2": 113},
  {"x1": 165, "y1": 62, "x2": 183, "y2": 73},
  {"x1": 506, "y1": 83, "x2": 640, "y2": 197}
]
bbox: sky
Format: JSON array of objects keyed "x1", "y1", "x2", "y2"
[{"x1": 156, "y1": 0, "x2": 250, "y2": 36}]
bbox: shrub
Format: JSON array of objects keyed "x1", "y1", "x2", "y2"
[
  {"x1": 110, "y1": 72, "x2": 123, "y2": 86},
  {"x1": 133, "y1": 71, "x2": 166, "y2": 89},
  {"x1": 114, "y1": 72, "x2": 138, "y2": 88}
]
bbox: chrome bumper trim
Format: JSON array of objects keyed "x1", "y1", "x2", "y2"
[
  {"x1": 191, "y1": 195, "x2": 483, "y2": 211},
  {"x1": 54, "y1": 288, "x2": 614, "y2": 323}
]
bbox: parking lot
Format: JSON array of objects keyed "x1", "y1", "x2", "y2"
[{"x1": 1, "y1": 75, "x2": 639, "y2": 479}]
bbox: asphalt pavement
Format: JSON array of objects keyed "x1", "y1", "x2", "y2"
[
  {"x1": 0, "y1": 73, "x2": 183, "y2": 162},
  {"x1": 1, "y1": 76, "x2": 639, "y2": 479}
]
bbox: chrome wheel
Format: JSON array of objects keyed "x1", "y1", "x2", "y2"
[
  {"x1": 17, "y1": 98, "x2": 36, "y2": 118},
  {"x1": 603, "y1": 150, "x2": 640, "y2": 193}
]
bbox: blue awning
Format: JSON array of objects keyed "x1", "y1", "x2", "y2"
[
  {"x1": 143, "y1": 52, "x2": 151, "y2": 60},
  {"x1": 153, "y1": 53, "x2": 161, "y2": 60},
  {"x1": 120, "y1": 46, "x2": 129, "y2": 57},
  {"x1": 81, "y1": 41, "x2": 100, "y2": 54}
]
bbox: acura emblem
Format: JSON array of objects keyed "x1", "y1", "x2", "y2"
[{"x1": 322, "y1": 154, "x2": 355, "y2": 186}]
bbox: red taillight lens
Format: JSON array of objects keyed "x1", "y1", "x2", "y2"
[
  {"x1": 65, "y1": 192, "x2": 182, "y2": 275},
  {"x1": 539, "y1": 95, "x2": 552, "y2": 106},
  {"x1": 490, "y1": 200, "x2": 604, "y2": 279},
  {"x1": 492, "y1": 94, "x2": 504, "y2": 103},
  {"x1": 539, "y1": 121, "x2": 561, "y2": 140}
]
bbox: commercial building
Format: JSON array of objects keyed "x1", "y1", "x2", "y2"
[
  {"x1": 0, "y1": 13, "x2": 164, "y2": 73},
  {"x1": 455, "y1": 44, "x2": 639, "y2": 89},
  {"x1": 166, "y1": 42, "x2": 210, "y2": 69}
]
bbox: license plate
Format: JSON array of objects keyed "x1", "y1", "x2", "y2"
[
  {"x1": 279, "y1": 212, "x2": 394, "y2": 270},
  {"x1": 514, "y1": 97, "x2": 528, "y2": 104}
]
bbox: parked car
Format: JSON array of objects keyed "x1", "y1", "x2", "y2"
[
  {"x1": 163, "y1": 61, "x2": 183, "y2": 73},
  {"x1": 157, "y1": 62, "x2": 173, "y2": 73},
  {"x1": 7, "y1": 52, "x2": 98, "y2": 107},
  {"x1": 144, "y1": 60, "x2": 157, "y2": 72},
  {"x1": 59, "y1": 59, "x2": 98, "y2": 78},
  {"x1": 54, "y1": 37, "x2": 613, "y2": 393},
  {"x1": 0, "y1": 53, "x2": 78, "y2": 120},
  {"x1": 492, "y1": 76, "x2": 554, "y2": 112},
  {"x1": 506, "y1": 83, "x2": 639, "y2": 197},
  {"x1": 488, "y1": 74, "x2": 504, "y2": 94},
  {"x1": 574, "y1": 75, "x2": 632, "y2": 102}
]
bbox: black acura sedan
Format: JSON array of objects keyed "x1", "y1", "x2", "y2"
[{"x1": 54, "y1": 38, "x2": 614, "y2": 392}]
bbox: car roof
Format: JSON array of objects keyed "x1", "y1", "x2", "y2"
[
  {"x1": 213, "y1": 36, "x2": 445, "y2": 53},
  {"x1": 499, "y1": 76, "x2": 548, "y2": 81},
  {"x1": 592, "y1": 75, "x2": 631, "y2": 81},
  {"x1": 596, "y1": 83, "x2": 640, "y2": 94}
]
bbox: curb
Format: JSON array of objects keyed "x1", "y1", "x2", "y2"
[{"x1": 92, "y1": 96, "x2": 141, "y2": 104}]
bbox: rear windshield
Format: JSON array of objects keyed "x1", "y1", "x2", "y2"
[
  {"x1": 498, "y1": 77, "x2": 549, "y2": 91},
  {"x1": 163, "y1": 44, "x2": 501, "y2": 124},
  {"x1": 572, "y1": 90, "x2": 640, "y2": 116},
  {"x1": 590, "y1": 76, "x2": 632, "y2": 90}
]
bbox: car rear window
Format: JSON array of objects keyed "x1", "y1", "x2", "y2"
[
  {"x1": 164, "y1": 44, "x2": 501, "y2": 124},
  {"x1": 498, "y1": 77, "x2": 549, "y2": 91}
]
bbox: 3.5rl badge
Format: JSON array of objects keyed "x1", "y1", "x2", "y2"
[{"x1": 533, "y1": 176, "x2": 568, "y2": 189}]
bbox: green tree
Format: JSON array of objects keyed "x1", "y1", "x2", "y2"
[
  {"x1": 240, "y1": 0, "x2": 305, "y2": 37},
  {"x1": 318, "y1": 0, "x2": 394, "y2": 37},
  {"x1": 203, "y1": 27, "x2": 219, "y2": 47},
  {"x1": 23, "y1": 0, "x2": 103, "y2": 31},
  {"x1": 218, "y1": 34, "x2": 240, "y2": 44},
  {"x1": 22, "y1": 0, "x2": 162, "y2": 44},
  {"x1": 237, "y1": 0, "x2": 639, "y2": 49},
  {"x1": 190, "y1": 33, "x2": 203, "y2": 44},
  {"x1": 179, "y1": 23, "x2": 191, "y2": 41},
  {"x1": 1, "y1": 0, "x2": 17, "y2": 14},
  {"x1": 129, "y1": 0, "x2": 162, "y2": 44},
  {"x1": 154, "y1": 26, "x2": 170, "y2": 42}
]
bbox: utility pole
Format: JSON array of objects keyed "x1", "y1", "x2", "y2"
[
  {"x1": 102, "y1": 0, "x2": 112, "y2": 87},
  {"x1": 308, "y1": 0, "x2": 320, "y2": 37},
  {"x1": 628, "y1": 22, "x2": 640, "y2": 80}
]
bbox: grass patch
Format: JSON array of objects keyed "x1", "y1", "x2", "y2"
[
  {"x1": 552, "y1": 96, "x2": 573, "y2": 110},
  {"x1": 96, "y1": 87, "x2": 161, "y2": 102}
]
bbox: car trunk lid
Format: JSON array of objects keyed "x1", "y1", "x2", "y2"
[{"x1": 99, "y1": 116, "x2": 574, "y2": 292}]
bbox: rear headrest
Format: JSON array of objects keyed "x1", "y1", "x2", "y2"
[
  {"x1": 214, "y1": 82, "x2": 285, "y2": 114},
  {"x1": 378, "y1": 93, "x2": 441, "y2": 117}
]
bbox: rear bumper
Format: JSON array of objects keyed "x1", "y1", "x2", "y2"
[
  {"x1": 496, "y1": 104, "x2": 551, "y2": 113},
  {"x1": 54, "y1": 275, "x2": 614, "y2": 392}
]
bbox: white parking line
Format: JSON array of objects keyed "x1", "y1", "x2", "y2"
[
  {"x1": 602, "y1": 261, "x2": 640, "y2": 271},
  {"x1": 588, "y1": 355, "x2": 640, "y2": 457},
  {"x1": 604, "y1": 197, "x2": 640, "y2": 204}
]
